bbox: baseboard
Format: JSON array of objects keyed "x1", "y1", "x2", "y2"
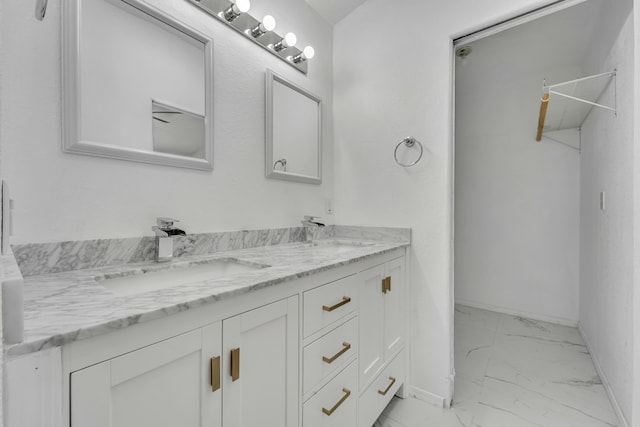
[
  {"x1": 577, "y1": 323, "x2": 630, "y2": 427},
  {"x1": 407, "y1": 385, "x2": 446, "y2": 408},
  {"x1": 455, "y1": 299, "x2": 578, "y2": 327}
]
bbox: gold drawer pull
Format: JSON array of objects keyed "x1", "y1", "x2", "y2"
[
  {"x1": 322, "y1": 296, "x2": 351, "y2": 312},
  {"x1": 322, "y1": 388, "x2": 351, "y2": 416},
  {"x1": 322, "y1": 342, "x2": 351, "y2": 364},
  {"x1": 382, "y1": 277, "x2": 391, "y2": 294},
  {"x1": 378, "y1": 376, "x2": 396, "y2": 396},
  {"x1": 210, "y1": 356, "x2": 221, "y2": 392},
  {"x1": 231, "y1": 348, "x2": 240, "y2": 381}
]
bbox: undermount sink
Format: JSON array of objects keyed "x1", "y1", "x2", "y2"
[{"x1": 97, "y1": 259, "x2": 266, "y2": 296}]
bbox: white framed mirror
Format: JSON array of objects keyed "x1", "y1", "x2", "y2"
[
  {"x1": 62, "y1": 0, "x2": 214, "y2": 170},
  {"x1": 266, "y1": 70, "x2": 322, "y2": 184}
]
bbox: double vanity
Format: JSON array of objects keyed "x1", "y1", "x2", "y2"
[
  {"x1": 4, "y1": 226, "x2": 410, "y2": 427},
  {"x1": 4, "y1": 0, "x2": 407, "y2": 425}
]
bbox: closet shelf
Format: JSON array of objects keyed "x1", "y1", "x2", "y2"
[{"x1": 535, "y1": 71, "x2": 616, "y2": 141}]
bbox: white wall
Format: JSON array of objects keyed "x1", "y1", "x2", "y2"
[
  {"x1": 333, "y1": 0, "x2": 559, "y2": 404},
  {"x1": 0, "y1": 0, "x2": 333, "y2": 245},
  {"x1": 455, "y1": 59, "x2": 581, "y2": 324},
  {"x1": 579, "y1": 11, "x2": 635, "y2": 424}
]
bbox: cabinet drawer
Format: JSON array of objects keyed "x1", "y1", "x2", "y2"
[
  {"x1": 303, "y1": 361, "x2": 357, "y2": 427},
  {"x1": 359, "y1": 351, "x2": 405, "y2": 427},
  {"x1": 304, "y1": 317, "x2": 357, "y2": 395},
  {"x1": 304, "y1": 275, "x2": 357, "y2": 337}
]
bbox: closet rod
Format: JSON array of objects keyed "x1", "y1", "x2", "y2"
[{"x1": 536, "y1": 93, "x2": 550, "y2": 141}]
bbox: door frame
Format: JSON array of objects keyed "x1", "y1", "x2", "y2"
[{"x1": 447, "y1": 0, "x2": 588, "y2": 406}]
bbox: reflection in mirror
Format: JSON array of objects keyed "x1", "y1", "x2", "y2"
[
  {"x1": 266, "y1": 70, "x2": 322, "y2": 184},
  {"x1": 152, "y1": 101, "x2": 205, "y2": 159},
  {"x1": 63, "y1": 0, "x2": 214, "y2": 170}
]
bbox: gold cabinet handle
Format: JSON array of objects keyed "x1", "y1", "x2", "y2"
[
  {"x1": 382, "y1": 277, "x2": 391, "y2": 294},
  {"x1": 378, "y1": 376, "x2": 396, "y2": 396},
  {"x1": 322, "y1": 296, "x2": 351, "y2": 312},
  {"x1": 322, "y1": 388, "x2": 351, "y2": 416},
  {"x1": 210, "y1": 356, "x2": 221, "y2": 392},
  {"x1": 322, "y1": 342, "x2": 351, "y2": 364},
  {"x1": 231, "y1": 348, "x2": 240, "y2": 382}
]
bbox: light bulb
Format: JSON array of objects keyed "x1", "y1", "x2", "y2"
[
  {"x1": 273, "y1": 32, "x2": 296, "y2": 52},
  {"x1": 223, "y1": 0, "x2": 250, "y2": 21},
  {"x1": 291, "y1": 46, "x2": 315, "y2": 63},
  {"x1": 262, "y1": 15, "x2": 276, "y2": 31},
  {"x1": 250, "y1": 14, "x2": 276, "y2": 37},
  {"x1": 303, "y1": 46, "x2": 315, "y2": 59},
  {"x1": 284, "y1": 32, "x2": 297, "y2": 47},
  {"x1": 234, "y1": 0, "x2": 250, "y2": 13}
]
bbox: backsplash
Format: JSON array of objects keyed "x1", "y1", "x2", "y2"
[
  {"x1": 11, "y1": 225, "x2": 410, "y2": 277},
  {"x1": 331, "y1": 225, "x2": 411, "y2": 242},
  {"x1": 13, "y1": 227, "x2": 306, "y2": 277}
]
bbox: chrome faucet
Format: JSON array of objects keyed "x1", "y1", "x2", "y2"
[
  {"x1": 301, "y1": 215, "x2": 325, "y2": 228},
  {"x1": 152, "y1": 217, "x2": 186, "y2": 263}
]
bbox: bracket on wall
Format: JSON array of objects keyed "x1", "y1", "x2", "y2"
[
  {"x1": 536, "y1": 70, "x2": 617, "y2": 143},
  {"x1": 186, "y1": 0, "x2": 310, "y2": 74}
]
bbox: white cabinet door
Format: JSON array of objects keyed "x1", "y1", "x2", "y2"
[
  {"x1": 70, "y1": 324, "x2": 222, "y2": 427},
  {"x1": 384, "y1": 257, "x2": 405, "y2": 360},
  {"x1": 222, "y1": 296, "x2": 299, "y2": 427},
  {"x1": 358, "y1": 264, "x2": 385, "y2": 390}
]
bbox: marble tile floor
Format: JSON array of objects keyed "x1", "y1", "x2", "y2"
[{"x1": 375, "y1": 305, "x2": 618, "y2": 427}]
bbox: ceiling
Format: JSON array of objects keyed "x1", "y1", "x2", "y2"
[
  {"x1": 304, "y1": 0, "x2": 368, "y2": 25},
  {"x1": 455, "y1": 0, "x2": 632, "y2": 134},
  {"x1": 455, "y1": 0, "x2": 632, "y2": 84},
  {"x1": 457, "y1": 1, "x2": 605, "y2": 86}
]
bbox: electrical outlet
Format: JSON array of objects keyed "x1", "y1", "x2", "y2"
[{"x1": 325, "y1": 198, "x2": 333, "y2": 215}]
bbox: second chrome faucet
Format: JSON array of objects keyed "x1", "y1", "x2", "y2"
[{"x1": 152, "y1": 217, "x2": 186, "y2": 262}]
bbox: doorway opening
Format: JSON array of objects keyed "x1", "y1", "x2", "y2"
[{"x1": 452, "y1": 0, "x2": 633, "y2": 425}]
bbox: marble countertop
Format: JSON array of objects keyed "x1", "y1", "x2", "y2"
[{"x1": 6, "y1": 238, "x2": 408, "y2": 358}]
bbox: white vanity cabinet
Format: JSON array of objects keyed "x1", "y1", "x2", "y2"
[
  {"x1": 358, "y1": 256, "x2": 406, "y2": 427},
  {"x1": 70, "y1": 296, "x2": 298, "y2": 427},
  {"x1": 302, "y1": 275, "x2": 359, "y2": 426},
  {"x1": 222, "y1": 297, "x2": 299, "y2": 427},
  {"x1": 70, "y1": 324, "x2": 222, "y2": 427},
  {"x1": 358, "y1": 256, "x2": 405, "y2": 390},
  {"x1": 7, "y1": 247, "x2": 407, "y2": 427}
]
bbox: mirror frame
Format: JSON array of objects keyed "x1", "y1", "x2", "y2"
[
  {"x1": 62, "y1": 0, "x2": 214, "y2": 170},
  {"x1": 265, "y1": 69, "x2": 322, "y2": 184}
]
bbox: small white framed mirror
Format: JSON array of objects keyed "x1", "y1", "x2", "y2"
[
  {"x1": 62, "y1": 0, "x2": 214, "y2": 170},
  {"x1": 266, "y1": 70, "x2": 322, "y2": 184}
]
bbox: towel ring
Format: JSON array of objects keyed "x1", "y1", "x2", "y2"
[{"x1": 394, "y1": 137, "x2": 423, "y2": 167}]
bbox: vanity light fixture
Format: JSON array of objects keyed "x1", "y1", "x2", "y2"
[
  {"x1": 291, "y1": 46, "x2": 315, "y2": 63},
  {"x1": 272, "y1": 32, "x2": 297, "y2": 52},
  {"x1": 187, "y1": 0, "x2": 313, "y2": 74},
  {"x1": 250, "y1": 15, "x2": 276, "y2": 38},
  {"x1": 222, "y1": 0, "x2": 250, "y2": 22}
]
